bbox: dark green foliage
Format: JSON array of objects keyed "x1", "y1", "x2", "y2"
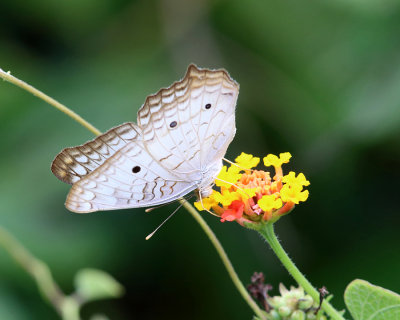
[{"x1": 0, "y1": 0, "x2": 399, "y2": 319}]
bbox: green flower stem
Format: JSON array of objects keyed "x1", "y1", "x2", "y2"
[
  {"x1": 0, "y1": 67, "x2": 101, "y2": 136},
  {"x1": 179, "y1": 199, "x2": 267, "y2": 320},
  {"x1": 0, "y1": 226, "x2": 81, "y2": 320},
  {"x1": 255, "y1": 222, "x2": 345, "y2": 320}
]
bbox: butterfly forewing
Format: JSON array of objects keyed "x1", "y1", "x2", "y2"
[
  {"x1": 137, "y1": 65, "x2": 239, "y2": 175},
  {"x1": 193, "y1": 71, "x2": 238, "y2": 166}
]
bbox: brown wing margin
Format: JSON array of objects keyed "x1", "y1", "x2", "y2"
[
  {"x1": 136, "y1": 64, "x2": 239, "y2": 128},
  {"x1": 51, "y1": 122, "x2": 140, "y2": 184}
]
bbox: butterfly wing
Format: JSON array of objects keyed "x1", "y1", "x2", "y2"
[
  {"x1": 65, "y1": 139, "x2": 197, "y2": 213},
  {"x1": 137, "y1": 64, "x2": 239, "y2": 182},
  {"x1": 52, "y1": 65, "x2": 239, "y2": 213},
  {"x1": 51, "y1": 122, "x2": 140, "y2": 184}
]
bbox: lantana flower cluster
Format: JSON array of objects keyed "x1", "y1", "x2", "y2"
[{"x1": 195, "y1": 152, "x2": 310, "y2": 225}]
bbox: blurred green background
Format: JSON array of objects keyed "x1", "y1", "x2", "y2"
[{"x1": 1, "y1": 0, "x2": 399, "y2": 319}]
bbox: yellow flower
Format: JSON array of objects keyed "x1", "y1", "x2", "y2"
[
  {"x1": 282, "y1": 172, "x2": 310, "y2": 187},
  {"x1": 263, "y1": 152, "x2": 292, "y2": 168},
  {"x1": 215, "y1": 165, "x2": 242, "y2": 188},
  {"x1": 211, "y1": 190, "x2": 240, "y2": 207},
  {"x1": 194, "y1": 196, "x2": 218, "y2": 211},
  {"x1": 258, "y1": 195, "x2": 283, "y2": 212},
  {"x1": 237, "y1": 188, "x2": 257, "y2": 200},
  {"x1": 280, "y1": 184, "x2": 309, "y2": 204},
  {"x1": 194, "y1": 152, "x2": 309, "y2": 225},
  {"x1": 235, "y1": 152, "x2": 260, "y2": 169}
]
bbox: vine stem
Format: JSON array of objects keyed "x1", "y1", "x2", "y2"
[
  {"x1": 0, "y1": 68, "x2": 94, "y2": 320},
  {"x1": 255, "y1": 223, "x2": 345, "y2": 320},
  {"x1": 179, "y1": 199, "x2": 267, "y2": 320},
  {"x1": 0, "y1": 67, "x2": 101, "y2": 136},
  {"x1": 0, "y1": 67, "x2": 265, "y2": 319}
]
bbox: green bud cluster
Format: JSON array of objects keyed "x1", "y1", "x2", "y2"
[{"x1": 265, "y1": 284, "x2": 328, "y2": 320}]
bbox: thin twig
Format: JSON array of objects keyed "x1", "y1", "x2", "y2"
[
  {"x1": 179, "y1": 199, "x2": 267, "y2": 320},
  {"x1": 0, "y1": 226, "x2": 80, "y2": 320},
  {"x1": 0, "y1": 68, "x2": 101, "y2": 136}
]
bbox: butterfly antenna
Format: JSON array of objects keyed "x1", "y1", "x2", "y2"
[
  {"x1": 198, "y1": 191, "x2": 219, "y2": 217},
  {"x1": 145, "y1": 202, "x2": 173, "y2": 213},
  {"x1": 145, "y1": 194, "x2": 193, "y2": 213},
  {"x1": 145, "y1": 199, "x2": 189, "y2": 240},
  {"x1": 223, "y1": 157, "x2": 256, "y2": 172},
  {"x1": 215, "y1": 177, "x2": 244, "y2": 192}
]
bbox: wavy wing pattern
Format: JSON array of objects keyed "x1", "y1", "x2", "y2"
[{"x1": 51, "y1": 65, "x2": 239, "y2": 213}]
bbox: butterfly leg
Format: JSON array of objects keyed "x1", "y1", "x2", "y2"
[{"x1": 198, "y1": 190, "x2": 219, "y2": 217}]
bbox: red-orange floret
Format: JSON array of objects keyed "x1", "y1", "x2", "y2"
[{"x1": 220, "y1": 200, "x2": 244, "y2": 222}]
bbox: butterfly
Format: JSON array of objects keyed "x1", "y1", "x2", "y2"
[{"x1": 51, "y1": 64, "x2": 239, "y2": 213}]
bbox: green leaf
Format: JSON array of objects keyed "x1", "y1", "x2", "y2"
[
  {"x1": 74, "y1": 268, "x2": 124, "y2": 302},
  {"x1": 344, "y1": 279, "x2": 400, "y2": 320}
]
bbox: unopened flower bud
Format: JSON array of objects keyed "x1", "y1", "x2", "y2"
[
  {"x1": 269, "y1": 309, "x2": 282, "y2": 319},
  {"x1": 305, "y1": 311, "x2": 317, "y2": 319},
  {"x1": 298, "y1": 296, "x2": 314, "y2": 310},
  {"x1": 290, "y1": 310, "x2": 306, "y2": 320},
  {"x1": 269, "y1": 296, "x2": 285, "y2": 308},
  {"x1": 278, "y1": 306, "x2": 292, "y2": 318},
  {"x1": 263, "y1": 283, "x2": 329, "y2": 320}
]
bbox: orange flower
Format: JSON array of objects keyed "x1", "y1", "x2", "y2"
[
  {"x1": 194, "y1": 152, "x2": 310, "y2": 225},
  {"x1": 220, "y1": 200, "x2": 244, "y2": 222}
]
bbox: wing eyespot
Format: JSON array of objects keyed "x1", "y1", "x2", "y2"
[
  {"x1": 169, "y1": 121, "x2": 177, "y2": 128},
  {"x1": 132, "y1": 166, "x2": 141, "y2": 173},
  {"x1": 205, "y1": 103, "x2": 211, "y2": 109}
]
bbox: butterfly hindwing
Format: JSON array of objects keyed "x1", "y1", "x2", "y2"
[
  {"x1": 51, "y1": 122, "x2": 140, "y2": 184},
  {"x1": 65, "y1": 140, "x2": 197, "y2": 213}
]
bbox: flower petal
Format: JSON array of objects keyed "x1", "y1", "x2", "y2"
[
  {"x1": 263, "y1": 152, "x2": 292, "y2": 168},
  {"x1": 220, "y1": 200, "x2": 244, "y2": 222},
  {"x1": 258, "y1": 195, "x2": 283, "y2": 212},
  {"x1": 235, "y1": 152, "x2": 260, "y2": 169},
  {"x1": 215, "y1": 166, "x2": 242, "y2": 188},
  {"x1": 282, "y1": 171, "x2": 310, "y2": 187}
]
